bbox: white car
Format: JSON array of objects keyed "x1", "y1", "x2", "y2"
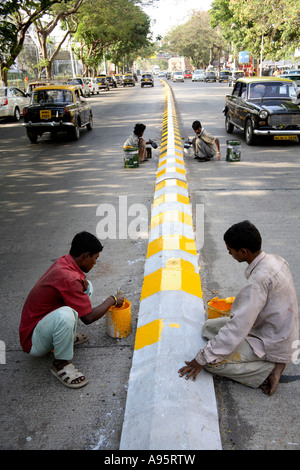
[
  {"x1": 173, "y1": 71, "x2": 184, "y2": 82},
  {"x1": 0, "y1": 86, "x2": 30, "y2": 121},
  {"x1": 192, "y1": 69, "x2": 204, "y2": 81},
  {"x1": 82, "y1": 77, "x2": 97, "y2": 96}
]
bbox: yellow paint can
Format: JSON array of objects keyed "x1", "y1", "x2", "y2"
[
  {"x1": 207, "y1": 296, "x2": 235, "y2": 319},
  {"x1": 106, "y1": 298, "x2": 132, "y2": 338}
]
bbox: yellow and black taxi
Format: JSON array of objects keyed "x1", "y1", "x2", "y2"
[
  {"x1": 141, "y1": 72, "x2": 154, "y2": 88},
  {"x1": 22, "y1": 84, "x2": 93, "y2": 143},
  {"x1": 223, "y1": 77, "x2": 300, "y2": 145},
  {"x1": 95, "y1": 75, "x2": 110, "y2": 91},
  {"x1": 123, "y1": 73, "x2": 135, "y2": 87}
]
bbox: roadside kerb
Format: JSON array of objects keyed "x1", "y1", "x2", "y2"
[{"x1": 120, "y1": 81, "x2": 222, "y2": 450}]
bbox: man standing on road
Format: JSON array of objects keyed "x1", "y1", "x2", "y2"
[
  {"x1": 179, "y1": 220, "x2": 299, "y2": 396},
  {"x1": 19, "y1": 231, "x2": 124, "y2": 389},
  {"x1": 191, "y1": 120, "x2": 221, "y2": 162}
]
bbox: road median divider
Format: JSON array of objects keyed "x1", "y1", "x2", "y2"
[{"x1": 120, "y1": 80, "x2": 222, "y2": 450}]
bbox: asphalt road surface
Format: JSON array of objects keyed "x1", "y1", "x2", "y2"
[{"x1": 0, "y1": 77, "x2": 299, "y2": 450}]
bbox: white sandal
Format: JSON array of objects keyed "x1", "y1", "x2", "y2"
[{"x1": 51, "y1": 363, "x2": 88, "y2": 389}]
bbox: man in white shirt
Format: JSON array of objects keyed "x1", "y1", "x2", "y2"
[
  {"x1": 123, "y1": 123, "x2": 151, "y2": 163},
  {"x1": 179, "y1": 220, "x2": 299, "y2": 396},
  {"x1": 191, "y1": 120, "x2": 221, "y2": 161}
]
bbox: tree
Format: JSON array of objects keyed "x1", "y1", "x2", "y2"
[
  {"x1": 210, "y1": 0, "x2": 300, "y2": 62},
  {"x1": 162, "y1": 11, "x2": 228, "y2": 69},
  {"x1": 73, "y1": 0, "x2": 152, "y2": 75},
  {"x1": 30, "y1": 0, "x2": 84, "y2": 79},
  {"x1": 0, "y1": 0, "x2": 63, "y2": 84}
]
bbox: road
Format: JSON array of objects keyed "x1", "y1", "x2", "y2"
[
  {"x1": 171, "y1": 78, "x2": 300, "y2": 450},
  {"x1": 0, "y1": 77, "x2": 299, "y2": 451}
]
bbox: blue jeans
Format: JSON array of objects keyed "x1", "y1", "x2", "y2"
[{"x1": 30, "y1": 281, "x2": 93, "y2": 360}]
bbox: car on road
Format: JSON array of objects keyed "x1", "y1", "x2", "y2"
[
  {"x1": 218, "y1": 70, "x2": 231, "y2": 82},
  {"x1": 223, "y1": 77, "x2": 300, "y2": 145},
  {"x1": 95, "y1": 75, "x2": 110, "y2": 91},
  {"x1": 106, "y1": 75, "x2": 117, "y2": 88},
  {"x1": 141, "y1": 72, "x2": 154, "y2": 87},
  {"x1": 0, "y1": 86, "x2": 30, "y2": 121},
  {"x1": 282, "y1": 69, "x2": 300, "y2": 76},
  {"x1": 173, "y1": 71, "x2": 184, "y2": 82},
  {"x1": 115, "y1": 74, "x2": 123, "y2": 85},
  {"x1": 282, "y1": 73, "x2": 300, "y2": 97},
  {"x1": 123, "y1": 73, "x2": 135, "y2": 86},
  {"x1": 192, "y1": 69, "x2": 204, "y2": 81},
  {"x1": 204, "y1": 70, "x2": 217, "y2": 82},
  {"x1": 67, "y1": 77, "x2": 87, "y2": 95},
  {"x1": 82, "y1": 77, "x2": 96, "y2": 96},
  {"x1": 22, "y1": 84, "x2": 93, "y2": 143},
  {"x1": 228, "y1": 70, "x2": 245, "y2": 87},
  {"x1": 184, "y1": 70, "x2": 192, "y2": 79}
]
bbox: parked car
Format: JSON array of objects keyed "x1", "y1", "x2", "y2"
[
  {"x1": 67, "y1": 77, "x2": 86, "y2": 95},
  {"x1": 141, "y1": 72, "x2": 154, "y2": 87},
  {"x1": 22, "y1": 84, "x2": 93, "y2": 143},
  {"x1": 115, "y1": 74, "x2": 123, "y2": 85},
  {"x1": 282, "y1": 73, "x2": 300, "y2": 97},
  {"x1": 82, "y1": 77, "x2": 95, "y2": 96},
  {"x1": 123, "y1": 74, "x2": 135, "y2": 86},
  {"x1": 184, "y1": 70, "x2": 192, "y2": 79},
  {"x1": 173, "y1": 71, "x2": 184, "y2": 82},
  {"x1": 106, "y1": 75, "x2": 117, "y2": 88},
  {"x1": 0, "y1": 86, "x2": 30, "y2": 121},
  {"x1": 282, "y1": 69, "x2": 300, "y2": 76},
  {"x1": 223, "y1": 77, "x2": 300, "y2": 145},
  {"x1": 204, "y1": 70, "x2": 217, "y2": 82},
  {"x1": 26, "y1": 79, "x2": 59, "y2": 95},
  {"x1": 83, "y1": 77, "x2": 99, "y2": 96},
  {"x1": 192, "y1": 69, "x2": 204, "y2": 81},
  {"x1": 95, "y1": 75, "x2": 110, "y2": 91},
  {"x1": 218, "y1": 70, "x2": 231, "y2": 82},
  {"x1": 228, "y1": 70, "x2": 245, "y2": 87}
]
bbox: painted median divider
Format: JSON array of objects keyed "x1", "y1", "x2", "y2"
[{"x1": 120, "y1": 81, "x2": 222, "y2": 450}]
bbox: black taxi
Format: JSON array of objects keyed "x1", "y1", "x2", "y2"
[
  {"x1": 223, "y1": 77, "x2": 300, "y2": 145},
  {"x1": 22, "y1": 84, "x2": 93, "y2": 143}
]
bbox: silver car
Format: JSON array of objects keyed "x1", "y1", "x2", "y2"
[{"x1": 0, "y1": 86, "x2": 30, "y2": 121}]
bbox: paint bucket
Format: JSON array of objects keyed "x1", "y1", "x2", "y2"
[
  {"x1": 226, "y1": 140, "x2": 241, "y2": 162},
  {"x1": 207, "y1": 296, "x2": 235, "y2": 319},
  {"x1": 106, "y1": 298, "x2": 132, "y2": 338},
  {"x1": 123, "y1": 146, "x2": 139, "y2": 168}
]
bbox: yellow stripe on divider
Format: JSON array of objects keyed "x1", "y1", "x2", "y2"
[
  {"x1": 157, "y1": 167, "x2": 186, "y2": 178},
  {"x1": 146, "y1": 235, "x2": 197, "y2": 258},
  {"x1": 153, "y1": 193, "x2": 189, "y2": 207},
  {"x1": 155, "y1": 179, "x2": 187, "y2": 192},
  {"x1": 150, "y1": 210, "x2": 193, "y2": 229},
  {"x1": 140, "y1": 258, "x2": 202, "y2": 301}
]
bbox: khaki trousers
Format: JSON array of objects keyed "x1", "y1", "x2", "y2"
[{"x1": 202, "y1": 317, "x2": 275, "y2": 388}]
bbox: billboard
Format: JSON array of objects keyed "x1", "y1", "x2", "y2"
[{"x1": 239, "y1": 51, "x2": 250, "y2": 64}]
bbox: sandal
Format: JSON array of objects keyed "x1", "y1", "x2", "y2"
[
  {"x1": 74, "y1": 333, "x2": 89, "y2": 346},
  {"x1": 51, "y1": 363, "x2": 88, "y2": 389}
]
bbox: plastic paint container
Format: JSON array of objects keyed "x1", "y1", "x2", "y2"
[
  {"x1": 123, "y1": 146, "x2": 139, "y2": 168},
  {"x1": 207, "y1": 296, "x2": 235, "y2": 319},
  {"x1": 226, "y1": 140, "x2": 241, "y2": 162},
  {"x1": 106, "y1": 298, "x2": 132, "y2": 338}
]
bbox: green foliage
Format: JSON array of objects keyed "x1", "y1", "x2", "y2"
[
  {"x1": 210, "y1": 0, "x2": 300, "y2": 60},
  {"x1": 162, "y1": 11, "x2": 229, "y2": 68}
]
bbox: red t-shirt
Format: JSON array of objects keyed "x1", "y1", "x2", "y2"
[{"x1": 19, "y1": 254, "x2": 92, "y2": 353}]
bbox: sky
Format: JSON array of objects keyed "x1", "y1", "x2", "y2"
[{"x1": 143, "y1": 0, "x2": 213, "y2": 38}]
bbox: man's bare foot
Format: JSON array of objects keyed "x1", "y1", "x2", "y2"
[
  {"x1": 259, "y1": 363, "x2": 286, "y2": 396},
  {"x1": 52, "y1": 359, "x2": 86, "y2": 386}
]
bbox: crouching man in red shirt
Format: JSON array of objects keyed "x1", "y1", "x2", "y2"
[{"x1": 19, "y1": 232, "x2": 124, "y2": 389}]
